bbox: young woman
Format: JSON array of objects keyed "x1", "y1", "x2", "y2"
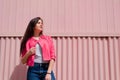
[{"x1": 20, "y1": 17, "x2": 56, "y2": 80}]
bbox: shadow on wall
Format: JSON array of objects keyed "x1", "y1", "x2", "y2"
[{"x1": 10, "y1": 62, "x2": 28, "y2": 80}]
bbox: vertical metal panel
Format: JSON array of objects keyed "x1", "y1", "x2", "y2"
[
  {"x1": 0, "y1": 0, "x2": 120, "y2": 36},
  {"x1": 0, "y1": 37, "x2": 28, "y2": 80},
  {"x1": 0, "y1": 36, "x2": 120, "y2": 80}
]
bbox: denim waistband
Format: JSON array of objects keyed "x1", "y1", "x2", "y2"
[{"x1": 34, "y1": 62, "x2": 49, "y2": 67}]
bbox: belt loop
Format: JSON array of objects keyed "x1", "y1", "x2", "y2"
[{"x1": 40, "y1": 63, "x2": 42, "y2": 67}]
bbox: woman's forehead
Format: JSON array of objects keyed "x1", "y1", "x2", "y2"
[{"x1": 38, "y1": 19, "x2": 42, "y2": 22}]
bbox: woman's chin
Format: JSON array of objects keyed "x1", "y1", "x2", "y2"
[
  {"x1": 37, "y1": 29, "x2": 42, "y2": 32},
  {"x1": 39, "y1": 30, "x2": 43, "y2": 33}
]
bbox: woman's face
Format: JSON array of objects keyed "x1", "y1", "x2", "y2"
[{"x1": 34, "y1": 19, "x2": 43, "y2": 33}]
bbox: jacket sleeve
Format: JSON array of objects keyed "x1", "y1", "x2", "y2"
[{"x1": 49, "y1": 36, "x2": 56, "y2": 61}]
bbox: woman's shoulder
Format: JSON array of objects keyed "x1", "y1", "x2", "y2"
[
  {"x1": 26, "y1": 37, "x2": 34, "y2": 44},
  {"x1": 41, "y1": 35, "x2": 53, "y2": 42},
  {"x1": 42, "y1": 34, "x2": 52, "y2": 39}
]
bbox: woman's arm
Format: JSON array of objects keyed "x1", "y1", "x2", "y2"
[
  {"x1": 47, "y1": 36, "x2": 56, "y2": 73},
  {"x1": 47, "y1": 59, "x2": 55, "y2": 73},
  {"x1": 21, "y1": 47, "x2": 36, "y2": 64},
  {"x1": 45, "y1": 36, "x2": 56, "y2": 80},
  {"x1": 21, "y1": 51, "x2": 31, "y2": 64},
  {"x1": 45, "y1": 59, "x2": 55, "y2": 80}
]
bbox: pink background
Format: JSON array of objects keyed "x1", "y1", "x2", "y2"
[{"x1": 0, "y1": 0, "x2": 120, "y2": 80}]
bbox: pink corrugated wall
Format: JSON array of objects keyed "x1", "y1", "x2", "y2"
[
  {"x1": 0, "y1": 0, "x2": 120, "y2": 80},
  {"x1": 0, "y1": 0, "x2": 120, "y2": 36},
  {"x1": 0, "y1": 36, "x2": 120, "y2": 80}
]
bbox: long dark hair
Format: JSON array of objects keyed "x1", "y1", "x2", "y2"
[{"x1": 20, "y1": 17, "x2": 43, "y2": 54}]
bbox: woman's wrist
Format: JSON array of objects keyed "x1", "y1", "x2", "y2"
[
  {"x1": 46, "y1": 72, "x2": 51, "y2": 74},
  {"x1": 28, "y1": 50, "x2": 32, "y2": 54}
]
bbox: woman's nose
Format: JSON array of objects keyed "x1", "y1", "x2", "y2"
[{"x1": 39, "y1": 24, "x2": 42, "y2": 26}]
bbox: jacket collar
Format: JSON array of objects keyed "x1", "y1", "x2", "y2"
[{"x1": 31, "y1": 34, "x2": 46, "y2": 41}]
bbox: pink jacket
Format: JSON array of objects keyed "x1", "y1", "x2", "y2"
[{"x1": 21, "y1": 35, "x2": 56, "y2": 66}]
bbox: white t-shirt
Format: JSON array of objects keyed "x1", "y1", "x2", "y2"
[{"x1": 34, "y1": 43, "x2": 48, "y2": 63}]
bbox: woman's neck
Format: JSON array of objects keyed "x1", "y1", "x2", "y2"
[
  {"x1": 33, "y1": 35, "x2": 39, "y2": 37},
  {"x1": 33, "y1": 33, "x2": 40, "y2": 40},
  {"x1": 33, "y1": 32, "x2": 40, "y2": 37},
  {"x1": 33, "y1": 32, "x2": 42, "y2": 37}
]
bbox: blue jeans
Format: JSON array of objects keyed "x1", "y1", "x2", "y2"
[{"x1": 27, "y1": 63, "x2": 55, "y2": 80}]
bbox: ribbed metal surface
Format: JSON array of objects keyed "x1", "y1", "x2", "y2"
[
  {"x1": 0, "y1": 37, "x2": 27, "y2": 80},
  {"x1": 0, "y1": 0, "x2": 120, "y2": 36},
  {"x1": 0, "y1": 36, "x2": 120, "y2": 80}
]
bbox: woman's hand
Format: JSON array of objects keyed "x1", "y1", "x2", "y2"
[
  {"x1": 45, "y1": 74, "x2": 51, "y2": 80},
  {"x1": 29, "y1": 47, "x2": 36, "y2": 55},
  {"x1": 21, "y1": 47, "x2": 36, "y2": 64}
]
